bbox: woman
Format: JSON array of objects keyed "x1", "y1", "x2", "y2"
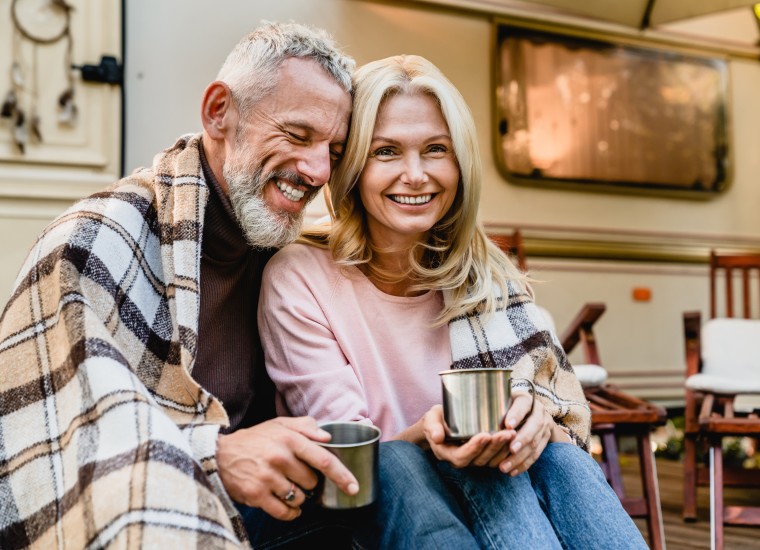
[{"x1": 258, "y1": 54, "x2": 647, "y2": 549}]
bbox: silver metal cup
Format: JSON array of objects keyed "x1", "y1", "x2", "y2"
[
  {"x1": 316, "y1": 421, "x2": 382, "y2": 509},
  {"x1": 439, "y1": 368, "x2": 535, "y2": 441}
]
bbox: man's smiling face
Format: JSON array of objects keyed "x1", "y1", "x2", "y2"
[{"x1": 223, "y1": 57, "x2": 352, "y2": 248}]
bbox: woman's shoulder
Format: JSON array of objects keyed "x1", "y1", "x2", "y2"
[{"x1": 266, "y1": 242, "x2": 336, "y2": 276}]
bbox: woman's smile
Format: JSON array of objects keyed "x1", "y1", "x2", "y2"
[{"x1": 387, "y1": 193, "x2": 435, "y2": 205}]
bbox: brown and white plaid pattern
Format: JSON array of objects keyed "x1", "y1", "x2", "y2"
[
  {"x1": 447, "y1": 281, "x2": 591, "y2": 450},
  {"x1": 0, "y1": 135, "x2": 249, "y2": 548}
]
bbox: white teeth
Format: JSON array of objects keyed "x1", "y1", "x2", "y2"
[
  {"x1": 275, "y1": 181, "x2": 306, "y2": 202},
  {"x1": 390, "y1": 194, "x2": 432, "y2": 205}
]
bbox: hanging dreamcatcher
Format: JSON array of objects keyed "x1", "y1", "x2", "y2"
[{"x1": 1, "y1": 0, "x2": 77, "y2": 154}]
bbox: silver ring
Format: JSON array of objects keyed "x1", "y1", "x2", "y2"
[{"x1": 282, "y1": 482, "x2": 296, "y2": 503}]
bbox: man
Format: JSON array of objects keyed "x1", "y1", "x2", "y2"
[{"x1": 0, "y1": 22, "x2": 356, "y2": 549}]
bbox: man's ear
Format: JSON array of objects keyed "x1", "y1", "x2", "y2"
[{"x1": 201, "y1": 81, "x2": 236, "y2": 140}]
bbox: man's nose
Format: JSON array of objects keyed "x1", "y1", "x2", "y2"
[{"x1": 297, "y1": 144, "x2": 332, "y2": 187}]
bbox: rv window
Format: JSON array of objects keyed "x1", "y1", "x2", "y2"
[{"x1": 494, "y1": 22, "x2": 730, "y2": 198}]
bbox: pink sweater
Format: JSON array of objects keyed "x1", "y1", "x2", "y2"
[{"x1": 258, "y1": 243, "x2": 451, "y2": 440}]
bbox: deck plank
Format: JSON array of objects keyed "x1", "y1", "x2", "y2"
[{"x1": 619, "y1": 454, "x2": 760, "y2": 549}]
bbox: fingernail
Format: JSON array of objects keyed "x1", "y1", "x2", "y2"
[
  {"x1": 348, "y1": 482, "x2": 359, "y2": 495},
  {"x1": 502, "y1": 462, "x2": 512, "y2": 473},
  {"x1": 317, "y1": 428, "x2": 330, "y2": 437},
  {"x1": 511, "y1": 441, "x2": 522, "y2": 453}
]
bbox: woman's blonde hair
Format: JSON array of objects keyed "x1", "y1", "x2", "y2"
[{"x1": 301, "y1": 54, "x2": 528, "y2": 325}]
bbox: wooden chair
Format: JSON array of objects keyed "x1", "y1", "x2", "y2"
[
  {"x1": 682, "y1": 250, "x2": 760, "y2": 549},
  {"x1": 488, "y1": 229, "x2": 666, "y2": 550}
]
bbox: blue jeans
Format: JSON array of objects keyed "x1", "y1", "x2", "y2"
[
  {"x1": 237, "y1": 441, "x2": 647, "y2": 549},
  {"x1": 363, "y1": 440, "x2": 649, "y2": 550}
]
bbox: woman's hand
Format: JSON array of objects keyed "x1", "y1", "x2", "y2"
[
  {"x1": 499, "y1": 394, "x2": 569, "y2": 476},
  {"x1": 419, "y1": 405, "x2": 514, "y2": 468}
]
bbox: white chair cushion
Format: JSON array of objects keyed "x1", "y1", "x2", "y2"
[
  {"x1": 685, "y1": 373, "x2": 760, "y2": 394},
  {"x1": 701, "y1": 318, "x2": 760, "y2": 379},
  {"x1": 573, "y1": 364, "x2": 608, "y2": 388},
  {"x1": 734, "y1": 394, "x2": 760, "y2": 412},
  {"x1": 536, "y1": 306, "x2": 608, "y2": 388}
]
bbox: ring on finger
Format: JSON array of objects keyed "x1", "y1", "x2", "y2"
[{"x1": 281, "y1": 481, "x2": 297, "y2": 503}]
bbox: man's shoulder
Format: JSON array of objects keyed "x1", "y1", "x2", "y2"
[
  {"x1": 17, "y1": 171, "x2": 163, "y2": 276},
  {"x1": 49, "y1": 174, "x2": 159, "y2": 234}
]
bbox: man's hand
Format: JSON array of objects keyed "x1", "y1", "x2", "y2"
[{"x1": 216, "y1": 416, "x2": 359, "y2": 520}]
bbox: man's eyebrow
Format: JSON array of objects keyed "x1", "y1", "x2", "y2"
[{"x1": 283, "y1": 121, "x2": 316, "y2": 134}]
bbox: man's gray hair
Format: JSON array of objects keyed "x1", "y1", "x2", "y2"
[{"x1": 217, "y1": 20, "x2": 355, "y2": 115}]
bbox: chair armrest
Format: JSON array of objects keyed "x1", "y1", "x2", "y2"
[
  {"x1": 559, "y1": 302, "x2": 606, "y2": 356},
  {"x1": 683, "y1": 311, "x2": 702, "y2": 377}
]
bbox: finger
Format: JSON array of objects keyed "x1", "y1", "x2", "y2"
[
  {"x1": 499, "y1": 444, "x2": 531, "y2": 475},
  {"x1": 266, "y1": 418, "x2": 360, "y2": 495},
  {"x1": 500, "y1": 423, "x2": 551, "y2": 475},
  {"x1": 277, "y1": 480, "x2": 303, "y2": 509},
  {"x1": 487, "y1": 446, "x2": 511, "y2": 468},
  {"x1": 483, "y1": 431, "x2": 513, "y2": 467},
  {"x1": 503, "y1": 393, "x2": 534, "y2": 431},
  {"x1": 432, "y1": 433, "x2": 492, "y2": 468},
  {"x1": 471, "y1": 431, "x2": 512, "y2": 467},
  {"x1": 261, "y1": 492, "x2": 303, "y2": 521},
  {"x1": 274, "y1": 416, "x2": 333, "y2": 443},
  {"x1": 422, "y1": 405, "x2": 447, "y2": 445},
  {"x1": 291, "y1": 439, "x2": 360, "y2": 497},
  {"x1": 278, "y1": 460, "x2": 321, "y2": 493},
  {"x1": 508, "y1": 436, "x2": 548, "y2": 476},
  {"x1": 508, "y1": 399, "x2": 547, "y2": 455}
]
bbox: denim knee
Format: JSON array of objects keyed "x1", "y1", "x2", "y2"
[
  {"x1": 374, "y1": 441, "x2": 479, "y2": 550},
  {"x1": 532, "y1": 442, "x2": 607, "y2": 482},
  {"x1": 379, "y1": 440, "x2": 430, "y2": 471},
  {"x1": 529, "y1": 443, "x2": 649, "y2": 550}
]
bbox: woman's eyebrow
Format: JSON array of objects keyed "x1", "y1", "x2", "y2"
[{"x1": 370, "y1": 133, "x2": 451, "y2": 144}]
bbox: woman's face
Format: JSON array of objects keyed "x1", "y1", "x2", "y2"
[{"x1": 358, "y1": 92, "x2": 460, "y2": 250}]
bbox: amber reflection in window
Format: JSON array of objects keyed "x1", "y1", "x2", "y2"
[{"x1": 496, "y1": 25, "x2": 730, "y2": 196}]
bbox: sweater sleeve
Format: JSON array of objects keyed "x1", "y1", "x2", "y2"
[{"x1": 258, "y1": 246, "x2": 374, "y2": 425}]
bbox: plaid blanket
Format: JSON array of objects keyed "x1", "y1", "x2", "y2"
[
  {"x1": 447, "y1": 281, "x2": 591, "y2": 450},
  {"x1": 0, "y1": 135, "x2": 249, "y2": 548}
]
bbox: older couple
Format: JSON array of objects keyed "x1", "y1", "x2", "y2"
[{"x1": 0, "y1": 21, "x2": 645, "y2": 550}]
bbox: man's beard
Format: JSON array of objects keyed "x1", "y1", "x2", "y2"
[{"x1": 224, "y1": 152, "x2": 319, "y2": 249}]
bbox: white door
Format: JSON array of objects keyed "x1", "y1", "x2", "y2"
[{"x1": 0, "y1": 0, "x2": 122, "y2": 302}]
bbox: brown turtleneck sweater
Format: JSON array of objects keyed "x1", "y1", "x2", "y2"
[{"x1": 192, "y1": 143, "x2": 276, "y2": 433}]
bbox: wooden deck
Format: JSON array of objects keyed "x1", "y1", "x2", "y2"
[{"x1": 619, "y1": 454, "x2": 760, "y2": 549}]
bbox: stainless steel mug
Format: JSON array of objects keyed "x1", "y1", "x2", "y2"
[
  {"x1": 317, "y1": 421, "x2": 382, "y2": 509},
  {"x1": 439, "y1": 368, "x2": 536, "y2": 441}
]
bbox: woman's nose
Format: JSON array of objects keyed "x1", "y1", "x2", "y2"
[{"x1": 401, "y1": 155, "x2": 429, "y2": 186}]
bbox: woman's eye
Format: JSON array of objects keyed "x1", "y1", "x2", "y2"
[
  {"x1": 428, "y1": 144, "x2": 448, "y2": 154},
  {"x1": 288, "y1": 132, "x2": 307, "y2": 142},
  {"x1": 373, "y1": 147, "x2": 395, "y2": 157}
]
